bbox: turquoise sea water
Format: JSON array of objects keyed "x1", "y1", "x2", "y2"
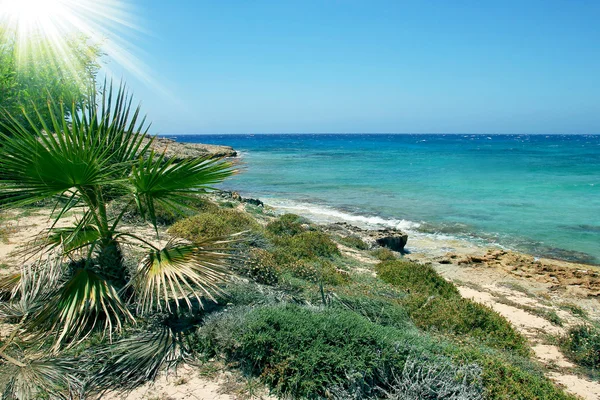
[{"x1": 167, "y1": 134, "x2": 600, "y2": 264}]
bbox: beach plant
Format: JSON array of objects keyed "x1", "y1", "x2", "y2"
[
  {"x1": 559, "y1": 324, "x2": 600, "y2": 370},
  {"x1": 0, "y1": 83, "x2": 237, "y2": 397}
]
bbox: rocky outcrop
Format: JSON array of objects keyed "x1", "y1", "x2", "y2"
[
  {"x1": 144, "y1": 136, "x2": 237, "y2": 160},
  {"x1": 325, "y1": 222, "x2": 409, "y2": 252},
  {"x1": 368, "y1": 230, "x2": 409, "y2": 252},
  {"x1": 217, "y1": 190, "x2": 264, "y2": 207}
]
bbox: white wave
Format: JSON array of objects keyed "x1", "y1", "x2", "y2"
[{"x1": 265, "y1": 198, "x2": 421, "y2": 231}]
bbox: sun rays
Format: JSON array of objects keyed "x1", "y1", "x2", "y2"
[{"x1": 0, "y1": 0, "x2": 149, "y2": 89}]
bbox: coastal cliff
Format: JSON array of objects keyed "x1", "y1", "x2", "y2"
[{"x1": 144, "y1": 136, "x2": 237, "y2": 160}]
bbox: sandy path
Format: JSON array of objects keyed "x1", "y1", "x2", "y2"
[{"x1": 457, "y1": 282, "x2": 600, "y2": 400}]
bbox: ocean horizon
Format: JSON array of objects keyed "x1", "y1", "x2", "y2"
[{"x1": 166, "y1": 133, "x2": 600, "y2": 265}]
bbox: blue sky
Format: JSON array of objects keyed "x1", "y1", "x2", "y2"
[{"x1": 113, "y1": 0, "x2": 600, "y2": 134}]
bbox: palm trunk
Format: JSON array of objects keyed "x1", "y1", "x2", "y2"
[{"x1": 97, "y1": 238, "x2": 128, "y2": 288}]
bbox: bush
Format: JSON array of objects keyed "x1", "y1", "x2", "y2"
[
  {"x1": 113, "y1": 196, "x2": 220, "y2": 226},
  {"x1": 285, "y1": 259, "x2": 350, "y2": 286},
  {"x1": 244, "y1": 248, "x2": 280, "y2": 285},
  {"x1": 333, "y1": 295, "x2": 413, "y2": 331},
  {"x1": 276, "y1": 231, "x2": 341, "y2": 261},
  {"x1": 196, "y1": 304, "x2": 442, "y2": 398},
  {"x1": 406, "y1": 296, "x2": 530, "y2": 356},
  {"x1": 371, "y1": 248, "x2": 397, "y2": 261},
  {"x1": 266, "y1": 213, "x2": 306, "y2": 237},
  {"x1": 169, "y1": 209, "x2": 261, "y2": 242},
  {"x1": 469, "y1": 349, "x2": 577, "y2": 400},
  {"x1": 338, "y1": 235, "x2": 369, "y2": 250},
  {"x1": 560, "y1": 324, "x2": 600, "y2": 369},
  {"x1": 375, "y1": 260, "x2": 529, "y2": 356},
  {"x1": 375, "y1": 260, "x2": 459, "y2": 298}
]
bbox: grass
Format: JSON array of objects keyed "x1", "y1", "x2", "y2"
[
  {"x1": 2, "y1": 196, "x2": 578, "y2": 399},
  {"x1": 493, "y1": 295, "x2": 564, "y2": 327},
  {"x1": 559, "y1": 302, "x2": 588, "y2": 318}
]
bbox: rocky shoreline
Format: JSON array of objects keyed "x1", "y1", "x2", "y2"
[{"x1": 144, "y1": 136, "x2": 238, "y2": 160}]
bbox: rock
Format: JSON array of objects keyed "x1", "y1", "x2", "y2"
[
  {"x1": 144, "y1": 136, "x2": 237, "y2": 160},
  {"x1": 368, "y1": 230, "x2": 409, "y2": 252},
  {"x1": 244, "y1": 198, "x2": 264, "y2": 207},
  {"x1": 217, "y1": 191, "x2": 263, "y2": 207},
  {"x1": 322, "y1": 223, "x2": 408, "y2": 252}
]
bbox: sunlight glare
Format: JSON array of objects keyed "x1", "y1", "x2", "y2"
[{"x1": 0, "y1": 0, "x2": 153, "y2": 88}]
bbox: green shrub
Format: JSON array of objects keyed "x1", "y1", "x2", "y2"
[
  {"x1": 285, "y1": 259, "x2": 349, "y2": 286},
  {"x1": 469, "y1": 349, "x2": 577, "y2": 400},
  {"x1": 333, "y1": 295, "x2": 413, "y2": 331},
  {"x1": 375, "y1": 260, "x2": 529, "y2": 356},
  {"x1": 337, "y1": 235, "x2": 369, "y2": 250},
  {"x1": 196, "y1": 304, "x2": 440, "y2": 398},
  {"x1": 281, "y1": 231, "x2": 341, "y2": 260},
  {"x1": 371, "y1": 248, "x2": 397, "y2": 261},
  {"x1": 113, "y1": 196, "x2": 220, "y2": 226},
  {"x1": 375, "y1": 260, "x2": 459, "y2": 298},
  {"x1": 406, "y1": 295, "x2": 530, "y2": 356},
  {"x1": 196, "y1": 304, "x2": 569, "y2": 399},
  {"x1": 244, "y1": 248, "x2": 280, "y2": 285},
  {"x1": 560, "y1": 324, "x2": 600, "y2": 369},
  {"x1": 266, "y1": 213, "x2": 306, "y2": 237},
  {"x1": 169, "y1": 209, "x2": 261, "y2": 242}
]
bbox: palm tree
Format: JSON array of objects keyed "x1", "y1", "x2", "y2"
[{"x1": 0, "y1": 83, "x2": 237, "y2": 397}]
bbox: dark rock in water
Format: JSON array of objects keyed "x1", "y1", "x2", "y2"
[
  {"x1": 218, "y1": 190, "x2": 264, "y2": 207},
  {"x1": 369, "y1": 230, "x2": 409, "y2": 252},
  {"x1": 144, "y1": 136, "x2": 237, "y2": 160},
  {"x1": 324, "y1": 222, "x2": 408, "y2": 252},
  {"x1": 244, "y1": 197, "x2": 264, "y2": 207}
]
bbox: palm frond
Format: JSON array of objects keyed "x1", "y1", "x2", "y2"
[
  {"x1": 39, "y1": 222, "x2": 101, "y2": 255},
  {"x1": 130, "y1": 238, "x2": 235, "y2": 314},
  {"x1": 0, "y1": 82, "x2": 151, "y2": 211},
  {"x1": 84, "y1": 325, "x2": 188, "y2": 395},
  {"x1": 80, "y1": 81, "x2": 152, "y2": 166},
  {"x1": 1, "y1": 356, "x2": 81, "y2": 400},
  {"x1": 0, "y1": 273, "x2": 21, "y2": 300},
  {"x1": 0, "y1": 257, "x2": 63, "y2": 322},
  {"x1": 130, "y1": 151, "x2": 235, "y2": 228},
  {"x1": 25, "y1": 268, "x2": 134, "y2": 351}
]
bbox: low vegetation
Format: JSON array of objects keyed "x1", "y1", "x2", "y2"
[
  {"x1": 560, "y1": 324, "x2": 600, "y2": 371},
  {"x1": 0, "y1": 159, "x2": 576, "y2": 399},
  {"x1": 337, "y1": 234, "x2": 370, "y2": 250},
  {"x1": 375, "y1": 260, "x2": 530, "y2": 356}
]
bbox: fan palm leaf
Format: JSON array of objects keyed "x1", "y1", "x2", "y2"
[
  {"x1": 85, "y1": 326, "x2": 187, "y2": 395},
  {"x1": 1, "y1": 356, "x2": 81, "y2": 400},
  {"x1": 26, "y1": 268, "x2": 134, "y2": 351},
  {"x1": 130, "y1": 151, "x2": 235, "y2": 228},
  {"x1": 130, "y1": 238, "x2": 235, "y2": 314}
]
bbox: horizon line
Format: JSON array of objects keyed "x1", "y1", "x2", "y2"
[{"x1": 155, "y1": 132, "x2": 600, "y2": 136}]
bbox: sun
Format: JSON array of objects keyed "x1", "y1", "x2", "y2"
[{"x1": 1, "y1": 0, "x2": 67, "y2": 31}]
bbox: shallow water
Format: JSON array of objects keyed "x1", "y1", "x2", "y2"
[{"x1": 167, "y1": 134, "x2": 600, "y2": 264}]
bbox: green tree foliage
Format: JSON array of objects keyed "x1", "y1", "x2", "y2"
[{"x1": 0, "y1": 27, "x2": 101, "y2": 132}]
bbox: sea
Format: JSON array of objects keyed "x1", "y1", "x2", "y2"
[{"x1": 165, "y1": 134, "x2": 600, "y2": 265}]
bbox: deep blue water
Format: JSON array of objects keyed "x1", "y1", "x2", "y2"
[{"x1": 167, "y1": 134, "x2": 600, "y2": 264}]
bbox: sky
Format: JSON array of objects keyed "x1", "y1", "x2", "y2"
[{"x1": 108, "y1": 0, "x2": 600, "y2": 135}]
